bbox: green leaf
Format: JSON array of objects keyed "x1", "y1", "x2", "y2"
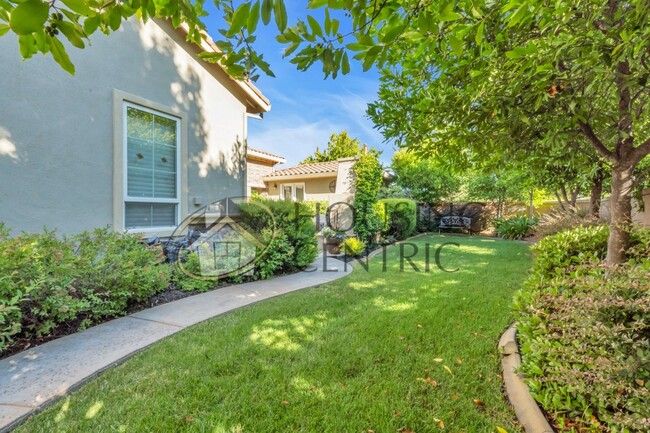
[
  {"x1": 48, "y1": 35, "x2": 76, "y2": 74},
  {"x1": 381, "y1": 25, "x2": 404, "y2": 44},
  {"x1": 475, "y1": 21, "x2": 484, "y2": 45},
  {"x1": 507, "y1": 5, "x2": 528, "y2": 27},
  {"x1": 331, "y1": 18, "x2": 339, "y2": 35},
  {"x1": 228, "y1": 2, "x2": 250, "y2": 36},
  {"x1": 18, "y1": 34, "x2": 36, "y2": 58},
  {"x1": 261, "y1": 0, "x2": 272, "y2": 25},
  {"x1": 274, "y1": 0, "x2": 287, "y2": 31},
  {"x1": 9, "y1": 0, "x2": 49, "y2": 35},
  {"x1": 57, "y1": 21, "x2": 85, "y2": 48},
  {"x1": 341, "y1": 50, "x2": 350, "y2": 74},
  {"x1": 448, "y1": 34, "x2": 463, "y2": 56},
  {"x1": 60, "y1": 0, "x2": 93, "y2": 15},
  {"x1": 109, "y1": 7, "x2": 122, "y2": 31},
  {"x1": 308, "y1": 0, "x2": 327, "y2": 7},
  {"x1": 283, "y1": 41, "x2": 300, "y2": 57},
  {"x1": 83, "y1": 15, "x2": 100, "y2": 35},
  {"x1": 0, "y1": 23, "x2": 9, "y2": 37},
  {"x1": 324, "y1": 8, "x2": 330, "y2": 36},
  {"x1": 247, "y1": 1, "x2": 260, "y2": 34},
  {"x1": 346, "y1": 42, "x2": 366, "y2": 51},
  {"x1": 307, "y1": 15, "x2": 321, "y2": 37},
  {"x1": 440, "y1": 3, "x2": 462, "y2": 22}
]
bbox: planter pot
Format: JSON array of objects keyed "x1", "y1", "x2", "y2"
[{"x1": 324, "y1": 238, "x2": 342, "y2": 255}]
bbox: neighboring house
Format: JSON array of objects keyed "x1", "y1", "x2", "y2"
[
  {"x1": 263, "y1": 157, "x2": 358, "y2": 205},
  {"x1": 0, "y1": 18, "x2": 270, "y2": 236},
  {"x1": 245, "y1": 147, "x2": 285, "y2": 196}
]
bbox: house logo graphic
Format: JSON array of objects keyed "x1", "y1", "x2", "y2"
[{"x1": 170, "y1": 197, "x2": 276, "y2": 280}]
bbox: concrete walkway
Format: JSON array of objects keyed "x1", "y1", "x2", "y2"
[{"x1": 0, "y1": 256, "x2": 351, "y2": 432}]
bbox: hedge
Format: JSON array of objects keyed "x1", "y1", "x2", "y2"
[{"x1": 515, "y1": 225, "x2": 650, "y2": 431}]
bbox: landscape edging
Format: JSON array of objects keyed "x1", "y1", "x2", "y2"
[{"x1": 499, "y1": 323, "x2": 555, "y2": 433}]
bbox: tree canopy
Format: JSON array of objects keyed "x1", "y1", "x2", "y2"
[
  {"x1": 390, "y1": 149, "x2": 460, "y2": 204},
  {"x1": 301, "y1": 131, "x2": 363, "y2": 163}
]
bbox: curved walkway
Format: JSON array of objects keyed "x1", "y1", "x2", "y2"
[{"x1": 0, "y1": 255, "x2": 351, "y2": 432}]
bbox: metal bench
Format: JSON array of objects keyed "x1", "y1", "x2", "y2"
[{"x1": 438, "y1": 216, "x2": 472, "y2": 234}]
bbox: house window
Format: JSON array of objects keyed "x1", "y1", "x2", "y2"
[
  {"x1": 124, "y1": 103, "x2": 180, "y2": 229},
  {"x1": 280, "y1": 183, "x2": 305, "y2": 202}
]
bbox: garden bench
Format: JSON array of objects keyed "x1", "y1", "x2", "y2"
[{"x1": 438, "y1": 216, "x2": 473, "y2": 234}]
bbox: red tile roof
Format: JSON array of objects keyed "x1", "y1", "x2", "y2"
[{"x1": 265, "y1": 161, "x2": 339, "y2": 178}]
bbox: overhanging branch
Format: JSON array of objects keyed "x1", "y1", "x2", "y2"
[{"x1": 578, "y1": 120, "x2": 614, "y2": 161}]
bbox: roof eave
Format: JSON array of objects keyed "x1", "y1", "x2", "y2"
[
  {"x1": 162, "y1": 20, "x2": 271, "y2": 114},
  {"x1": 263, "y1": 172, "x2": 338, "y2": 182}
]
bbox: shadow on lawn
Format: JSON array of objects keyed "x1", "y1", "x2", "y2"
[{"x1": 26, "y1": 236, "x2": 530, "y2": 433}]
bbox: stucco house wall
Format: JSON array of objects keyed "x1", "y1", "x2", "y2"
[
  {"x1": 266, "y1": 176, "x2": 338, "y2": 202},
  {"x1": 0, "y1": 18, "x2": 267, "y2": 236}
]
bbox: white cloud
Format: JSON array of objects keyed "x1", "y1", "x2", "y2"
[
  {"x1": 0, "y1": 127, "x2": 19, "y2": 161},
  {"x1": 248, "y1": 115, "x2": 346, "y2": 166}
]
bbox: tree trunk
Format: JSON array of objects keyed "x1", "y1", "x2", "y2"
[
  {"x1": 589, "y1": 164, "x2": 604, "y2": 218},
  {"x1": 606, "y1": 162, "x2": 635, "y2": 266}
]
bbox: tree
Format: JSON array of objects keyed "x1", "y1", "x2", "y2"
[
  {"x1": 464, "y1": 171, "x2": 531, "y2": 219},
  {"x1": 391, "y1": 150, "x2": 460, "y2": 204},
  {"x1": 302, "y1": 131, "x2": 363, "y2": 163}
]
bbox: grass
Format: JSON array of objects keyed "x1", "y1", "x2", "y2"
[{"x1": 16, "y1": 235, "x2": 532, "y2": 433}]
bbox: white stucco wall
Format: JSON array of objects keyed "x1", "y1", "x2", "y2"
[{"x1": 0, "y1": 19, "x2": 251, "y2": 234}]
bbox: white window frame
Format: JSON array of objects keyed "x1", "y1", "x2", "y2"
[
  {"x1": 123, "y1": 102, "x2": 181, "y2": 231},
  {"x1": 280, "y1": 183, "x2": 306, "y2": 202},
  {"x1": 113, "y1": 90, "x2": 188, "y2": 237}
]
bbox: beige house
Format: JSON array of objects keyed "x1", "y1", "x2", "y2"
[
  {"x1": 244, "y1": 149, "x2": 358, "y2": 204},
  {"x1": 245, "y1": 147, "x2": 286, "y2": 196},
  {"x1": 262, "y1": 157, "x2": 357, "y2": 205}
]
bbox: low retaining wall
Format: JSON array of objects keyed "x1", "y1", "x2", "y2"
[{"x1": 499, "y1": 324, "x2": 555, "y2": 433}]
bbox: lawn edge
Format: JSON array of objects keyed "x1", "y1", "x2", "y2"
[{"x1": 499, "y1": 323, "x2": 555, "y2": 433}]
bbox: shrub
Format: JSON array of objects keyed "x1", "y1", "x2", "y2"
[
  {"x1": 530, "y1": 225, "x2": 650, "y2": 278},
  {"x1": 494, "y1": 215, "x2": 538, "y2": 240},
  {"x1": 0, "y1": 226, "x2": 169, "y2": 353},
  {"x1": 515, "y1": 262, "x2": 650, "y2": 431},
  {"x1": 303, "y1": 200, "x2": 329, "y2": 216},
  {"x1": 240, "y1": 198, "x2": 318, "y2": 272},
  {"x1": 172, "y1": 251, "x2": 216, "y2": 293},
  {"x1": 71, "y1": 228, "x2": 170, "y2": 314},
  {"x1": 341, "y1": 237, "x2": 366, "y2": 257},
  {"x1": 254, "y1": 229, "x2": 294, "y2": 279},
  {"x1": 380, "y1": 199, "x2": 416, "y2": 240},
  {"x1": 515, "y1": 226, "x2": 650, "y2": 431}
]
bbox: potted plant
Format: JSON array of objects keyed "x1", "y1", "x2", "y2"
[{"x1": 320, "y1": 227, "x2": 346, "y2": 254}]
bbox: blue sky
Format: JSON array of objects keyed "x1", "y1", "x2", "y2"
[{"x1": 203, "y1": 3, "x2": 395, "y2": 167}]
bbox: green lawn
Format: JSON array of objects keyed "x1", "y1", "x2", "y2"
[{"x1": 17, "y1": 235, "x2": 532, "y2": 433}]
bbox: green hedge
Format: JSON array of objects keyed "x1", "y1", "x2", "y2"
[
  {"x1": 380, "y1": 198, "x2": 417, "y2": 240},
  {"x1": 0, "y1": 226, "x2": 169, "y2": 353},
  {"x1": 515, "y1": 225, "x2": 650, "y2": 431},
  {"x1": 236, "y1": 198, "x2": 318, "y2": 273}
]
